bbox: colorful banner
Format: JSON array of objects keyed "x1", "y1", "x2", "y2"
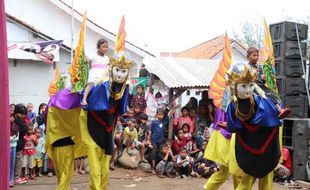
[
  {"x1": 8, "y1": 40, "x2": 63, "y2": 64},
  {"x1": 69, "y1": 13, "x2": 88, "y2": 93}
]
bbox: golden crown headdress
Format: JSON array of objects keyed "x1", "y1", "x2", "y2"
[
  {"x1": 227, "y1": 65, "x2": 256, "y2": 86},
  {"x1": 109, "y1": 52, "x2": 134, "y2": 70}
]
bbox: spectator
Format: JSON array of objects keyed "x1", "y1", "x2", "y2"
[
  {"x1": 173, "y1": 129, "x2": 187, "y2": 155},
  {"x1": 123, "y1": 118, "x2": 147, "y2": 162},
  {"x1": 10, "y1": 113, "x2": 19, "y2": 187},
  {"x1": 10, "y1": 103, "x2": 15, "y2": 115},
  {"x1": 150, "y1": 107, "x2": 177, "y2": 174},
  {"x1": 195, "y1": 105, "x2": 211, "y2": 149},
  {"x1": 190, "y1": 143, "x2": 200, "y2": 160},
  {"x1": 22, "y1": 124, "x2": 38, "y2": 179},
  {"x1": 275, "y1": 147, "x2": 292, "y2": 181},
  {"x1": 173, "y1": 106, "x2": 193, "y2": 133},
  {"x1": 14, "y1": 104, "x2": 28, "y2": 185},
  {"x1": 130, "y1": 85, "x2": 147, "y2": 112},
  {"x1": 138, "y1": 114, "x2": 152, "y2": 149},
  {"x1": 33, "y1": 127, "x2": 45, "y2": 177},
  {"x1": 120, "y1": 108, "x2": 135, "y2": 128},
  {"x1": 186, "y1": 97, "x2": 198, "y2": 112},
  {"x1": 182, "y1": 123, "x2": 193, "y2": 153},
  {"x1": 188, "y1": 108, "x2": 197, "y2": 134},
  {"x1": 194, "y1": 140, "x2": 218, "y2": 178},
  {"x1": 175, "y1": 148, "x2": 193, "y2": 178},
  {"x1": 156, "y1": 143, "x2": 176, "y2": 178},
  {"x1": 110, "y1": 118, "x2": 123, "y2": 170},
  {"x1": 133, "y1": 105, "x2": 143, "y2": 123},
  {"x1": 27, "y1": 103, "x2": 36, "y2": 124},
  {"x1": 198, "y1": 90, "x2": 213, "y2": 111}
]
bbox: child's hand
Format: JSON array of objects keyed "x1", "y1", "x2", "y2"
[{"x1": 131, "y1": 143, "x2": 135, "y2": 149}]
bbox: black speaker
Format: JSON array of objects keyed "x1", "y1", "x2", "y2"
[
  {"x1": 281, "y1": 95, "x2": 309, "y2": 118},
  {"x1": 273, "y1": 41, "x2": 307, "y2": 59},
  {"x1": 275, "y1": 58, "x2": 305, "y2": 77},
  {"x1": 277, "y1": 78, "x2": 306, "y2": 95},
  {"x1": 270, "y1": 21, "x2": 308, "y2": 42},
  {"x1": 292, "y1": 149, "x2": 309, "y2": 180},
  {"x1": 282, "y1": 119, "x2": 310, "y2": 150}
]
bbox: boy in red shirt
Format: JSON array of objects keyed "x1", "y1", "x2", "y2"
[{"x1": 275, "y1": 147, "x2": 292, "y2": 180}]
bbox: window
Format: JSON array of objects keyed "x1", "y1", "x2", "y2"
[
  {"x1": 195, "y1": 91, "x2": 200, "y2": 96},
  {"x1": 186, "y1": 90, "x2": 190, "y2": 96}
]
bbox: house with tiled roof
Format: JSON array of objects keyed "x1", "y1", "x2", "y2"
[{"x1": 176, "y1": 35, "x2": 247, "y2": 61}]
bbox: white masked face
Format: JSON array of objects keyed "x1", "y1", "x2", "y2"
[
  {"x1": 112, "y1": 66, "x2": 129, "y2": 84},
  {"x1": 236, "y1": 82, "x2": 255, "y2": 99}
]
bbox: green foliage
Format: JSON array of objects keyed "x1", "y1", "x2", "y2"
[{"x1": 233, "y1": 19, "x2": 263, "y2": 49}]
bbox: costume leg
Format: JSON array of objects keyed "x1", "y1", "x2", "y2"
[
  {"x1": 236, "y1": 174, "x2": 256, "y2": 190},
  {"x1": 205, "y1": 165, "x2": 229, "y2": 190},
  {"x1": 88, "y1": 143, "x2": 111, "y2": 190},
  {"x1": 258, "y1": 172, "x2": 274, "y2": 190},
  {"x1": 232, "y1": 175, "x2": 241, "y2": 189},
  {"x1": 52, "y1": 145, "x2": 74, "y2": 190}
]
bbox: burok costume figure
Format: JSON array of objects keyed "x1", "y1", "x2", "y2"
[
  {"x1": 46, "y1": 15, "x2": 133, "y2": 190},
  {"x1": 226, "y1": 63, "x2": 282, "y2": 190}
]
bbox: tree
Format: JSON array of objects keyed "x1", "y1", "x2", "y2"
[{"x1": 233, "y1": 19, "x2": 263, "y2": 49}]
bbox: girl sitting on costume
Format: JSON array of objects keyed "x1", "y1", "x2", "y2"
[{"x1": 81, "y1": 38, "x2": 109, "y2": 106}]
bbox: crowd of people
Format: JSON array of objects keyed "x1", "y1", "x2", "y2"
[
  {"x1": 9, "y1": 85, "x2": 293, "y2": 188},
  {"x1": 104, "y1": 85, "x2": 219, "y2": 178},
  {"x1": 8, "y1": 85, "x2": 219, "y2": 187}
]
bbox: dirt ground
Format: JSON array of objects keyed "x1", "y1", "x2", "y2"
[{"x1": 13, "y1": 168, "x2": 305, "y2": 190}]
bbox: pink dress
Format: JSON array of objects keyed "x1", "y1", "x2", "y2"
[{"x1": 88, "y1": 54, "x2": 109, "y2": 83}]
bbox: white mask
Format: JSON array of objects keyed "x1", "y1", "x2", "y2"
[
  {"x1": 112, "y1": 66, "x2": 129, "y2": 84},
  {"x1": 236, "y1": 82, "x2": 255, "y2": 99}
]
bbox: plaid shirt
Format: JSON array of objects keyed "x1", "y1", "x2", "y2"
[
  {"x1": 249, "y1": 62, "x2": 265, "y2": 87},
  {"x1": 130, "y1": 95, "x2": 147, "y2": 110}
]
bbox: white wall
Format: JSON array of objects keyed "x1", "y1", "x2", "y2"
[
  {"x1": 5, "y1": 0, "x2": 148, "y2": 77},
  {"x1": 8, "y1": 60, "x2": 54, "y2": 111}
]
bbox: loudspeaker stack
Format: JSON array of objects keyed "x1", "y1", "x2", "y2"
[
  {"x1": 282, "y1": 118, "x2": 310, "y2": 181},
  {"x1": 270, "y1": 21, "x2": 309, "y2": 118}
]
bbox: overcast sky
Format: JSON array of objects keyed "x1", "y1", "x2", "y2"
[{"x1": 63, "y1": 0, "x2": 309, "y2": 55}]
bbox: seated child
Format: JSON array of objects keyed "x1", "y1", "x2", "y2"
[
  {"x1": 175, "y1": 148, "x2": 193, "y2": 178},
  {"x1": 246, "y1": 47, "x2": 291, "y2": 119},
  {"x1": 120, "y1": 108, "x2": 135, "y2": 128},
  {"x1": 194, "y1": 140, "x2": 218, "y2": 178},
  {"x1": 155, "y1": 143, "x2": 176, "y2": 178},
  {"x1": 173, "y1": 129, "x2": 187, "y2": 155},
  {"x1": 190, "y1": 143, "x2": 200, "y2": 160},
  {"x1": 81, "y1": 39, "x2": 109, "y2": 106},
  {"x1": 123, "y1": 118, "x2": 147, "y2": 162},
  {"x1": 274, "y1": 147, "x2": 292, "y2": 181}
]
